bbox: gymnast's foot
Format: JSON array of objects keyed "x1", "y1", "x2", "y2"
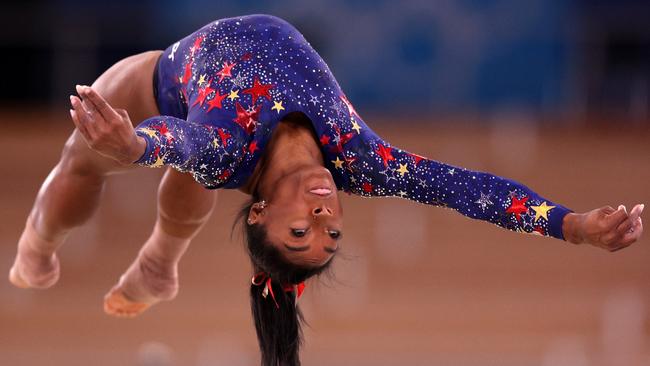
[
  {"x1": 8, "y1": 218, "x2": 61, "y2": 289},
  {"x1": 103, "y1": 253, "x2": 179, "y2": 318}
]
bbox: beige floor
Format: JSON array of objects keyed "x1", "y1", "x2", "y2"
[{"x1": 1, "y1": 111, "x2": 649, "y2": 366}]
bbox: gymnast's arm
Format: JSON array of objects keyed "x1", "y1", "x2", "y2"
[
  {"x1": 131, "y1": 115, "x2": 244, "y2": 188},
  {"x1": 69, "y1": 85, "x2": 242, "y2": 188},
  {"x1": 344, "y1": 128, "x2": 643, "y2": 251}
]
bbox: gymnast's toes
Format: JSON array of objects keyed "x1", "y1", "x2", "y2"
[
  {"x1": 103, "y1": 288, "x2": 151, "y2": 318},
  {"x1": 8, "y1": 266, "x2": 30, "y2": 289},
  {"x1": 102, "y1": 257, "x2": 179, "y2": 318},
  {"x1": 8, "y1": 253, "x2": 60, "y2": 289}
]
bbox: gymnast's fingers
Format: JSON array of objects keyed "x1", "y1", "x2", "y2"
[
  {"x1": 79, "y1": 85, "x2": 121, "y2": 121},
  {"x1": 601, "y1": 205, "x2": 616, "y2": 215},
  {"x1": 75, "y1": 85, "x2": 101, "y2": 122},
  {"x1": 114, "y1": 108, "x2": 130, "y2": 120},
  {"x1": 70, "y1": 95, "x2": 97, "y2": 137},
  {"x1": 615, "y1": 217, "x2": 634, "y2": 236},
  {"x1": 603, "y1": 206, "x2": 628, "y2": 230},
  {"x1": 69, "y1": 108, "x2": 89, "y2": 137},
  {"x1": 615, "y1": 217, "x2": 643, "y2": 249},
  {"x1": 614, "y1": 204, "x2": 643, "y2": 238},
  {"x1": 628, "y1": 204, "x2": 644, "y2": 224}
]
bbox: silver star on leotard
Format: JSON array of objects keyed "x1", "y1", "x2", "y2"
[
  {"x1": 475, "y1": 191, "x2": 494, "y2": 211},
  {"x1": 230, "y1": 72, "x2": 246, "y2": 89}
]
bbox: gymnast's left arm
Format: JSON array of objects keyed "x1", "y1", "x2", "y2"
[{"x1": 345, "y1": 131, "x2": 643, "y2": 251}]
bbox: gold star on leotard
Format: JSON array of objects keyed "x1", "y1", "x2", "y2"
[
  {"x1": 332, "y1": 157, "x2": 344, "y2": 169},
  {"x1": 530, "y1": 201, "x2": 555, "y2": 222},
  {"x1": 212, "y1": 137, "x2": 219, "y2": 149},
  {"x1": 151, "y1": 155, "x2": 164, "y2": 168},
  {"x1": 351, "y1": 120, "x2": 362, "y2": 134},
  {"x1": 198, "y1": 74, "x2": 207, "y2": 86},
  {"x1": 139, "y1": 127, "x2": 160, "y2": 140},
  {"x1": 228, "y1": 89, "x2": 240, "y2": 101},
  {"x1": 271, "y1": 100, "x2": 285, "y2": 113},
  {"x1": 396, "y1": 163, "x2": 409, "y2": 176}
]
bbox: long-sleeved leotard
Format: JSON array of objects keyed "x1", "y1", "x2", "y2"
[{"x1": 135, "y1": 14, "x2": 573, "y2": 240}]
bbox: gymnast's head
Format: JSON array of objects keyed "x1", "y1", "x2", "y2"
[
  {"x1": 245, "y1": 164, "x2": 342, "y2": 267},
  {"x1": 235, "y1": 165, "x2": 340, "y2": 365}
]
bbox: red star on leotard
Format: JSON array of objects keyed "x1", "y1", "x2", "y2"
[
  {"x1": 218, "y1": 128, "x2": 231, "y2": 146},
  {"x1": 243, "y1": 76, "x2": 274, "y2": 104},
  {"x1": 320, "y1": 134, "x2": 330, "y2": 145},
  {"x1": 152, "y1": 123, "x2": 174, "y2": 144},
  {"x1": 408, "y1": 152, "x2": 425, "y2": 166},
  {"x1": 216, "y1": 61, "x2": 236, "y2": 82},
  {"x1": 218, "y1": 169, "x2": 231, "y2": 181},
  {"x1": 506, "y1": 195, "x2": 529, "y2": 222},
  {"x1": 340, "y1": 94, "x2": 359, "y2": 118},
  {"x1": 339, "y1": 132, "x2": 354, "y2": 146},
  {"x1": 362, "y1": 182, "x2": 373, "y2": 193},
  {"x1": 233, "y1": 102, "x2": 261, "y2": 134},
  {"x1": 190, "y1": 35, "x2": 204, "y2": 56},
  {"x1": 192, "y1": 83, "x2": 214, "y2": 107},
  {"x1": 533, "y1": 225, "x2": 546, "y2": 235},
  {"x1": 181, "y1": 61, "x2": 193, "y2": 85},
  {"x1": 248, "y1": 141, "x2": 259, "y2": 153},
  {"x1": 206, "y1": 90, "x2": 227, "y2": 112},
  {"x1": 376, "y1": 143, "x2": 395, "y2": 167}
]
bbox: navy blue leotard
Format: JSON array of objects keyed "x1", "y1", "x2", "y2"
[{"x1": 135, "y1": 14, "x2": 572, "y2": 240}]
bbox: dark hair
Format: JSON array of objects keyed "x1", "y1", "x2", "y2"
[{"x1": 235, "y1": 198, "x2": 333, "y2": 366}]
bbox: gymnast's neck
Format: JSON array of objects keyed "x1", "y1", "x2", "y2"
[{"x1": 239, "y1": 115, "x2": 324, "y2": 197}]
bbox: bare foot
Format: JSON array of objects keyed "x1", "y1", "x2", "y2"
[
  {"x1": 103, "y1": 254, "x2": 179, "y2": 318},
  {"x1": 9, "y1": 219, "x2": 62, "y2": 289}
]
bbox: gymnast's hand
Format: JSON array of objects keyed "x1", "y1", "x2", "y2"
[
  {"x1": 562, "y1": 204, "x2": 644, "y2": 252},
  {"x1": 69, "y1": 85, "x2": 146, "y2": 165}
]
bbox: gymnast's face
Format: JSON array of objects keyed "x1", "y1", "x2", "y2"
[{"x1": 248, "y1": 166, "x2": 343, "y2": 267}]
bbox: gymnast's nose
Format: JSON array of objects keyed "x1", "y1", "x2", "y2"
[{"x1": 312, "y1": 205, "x2": 333, "y2": 216}]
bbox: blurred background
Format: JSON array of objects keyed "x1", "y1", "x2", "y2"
[{"x1": 0, "y1": 0, "x2": 648, "y2": 365}]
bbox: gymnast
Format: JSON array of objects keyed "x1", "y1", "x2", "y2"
[{"x1": 8, "y1": 14, "x2": 644, "y2": 366}]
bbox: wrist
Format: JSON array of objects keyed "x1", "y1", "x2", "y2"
[
  {"x1": 128, "y1": 135, "x2": 147, "y2": 164},
  {"x1": 562, "y1": 212, "x2": 585, "y2": 244}
]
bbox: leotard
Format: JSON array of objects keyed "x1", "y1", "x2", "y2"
[{"x1": 135, "y1": 14, "x2": 572, "y2": 240}]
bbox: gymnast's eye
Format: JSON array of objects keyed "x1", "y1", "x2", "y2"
[
  {"x1": 328, "y1": 230, "x2": 341, "y2": 239},
  {"x1": 291, "y1": 228, "x2": 307, "y2": 237}
]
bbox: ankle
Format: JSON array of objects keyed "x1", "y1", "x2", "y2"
[
  {"x1": 138, "y1": 226, "x2": 192, "y2": 266},
  {"x1": 138, "y1": 251, "x2": 177, "y2": 278},
  {"x1": 19, "y1": 216, "x2": 63, "y2": 258}
]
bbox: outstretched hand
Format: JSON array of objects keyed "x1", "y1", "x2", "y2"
[
  {"x1": 69, "y1": 85, "x2": 146, "y2": 165},
  {"x1": 563, "y1": 204, "x2": 644, "y2": 252}
]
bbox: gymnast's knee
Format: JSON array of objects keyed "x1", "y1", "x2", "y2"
[
  {"x1": 58, "y1": 131, "x2": 119, "y2": 179},
  {"x1": 156, "y1": 172, "x2": 217, "y2": 228}
]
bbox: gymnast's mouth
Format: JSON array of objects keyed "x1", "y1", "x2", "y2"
[{"x1": 309, "y1": 187, "x2": 332, "y2": 196}]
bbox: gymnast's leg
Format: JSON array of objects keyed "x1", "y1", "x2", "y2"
[
  {"x1": 8, "y1": 51, "x2": 162, "y2": 288},
  {"x1": 8, "y1": 129, "x2": 135, "y2": 288},
  {"x1": 103, "y1": 168, "x2": 217, "y2": 317}
]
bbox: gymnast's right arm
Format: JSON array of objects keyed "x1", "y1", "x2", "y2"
[
  {"x1": 132, "y1": 115, "x2": 243, "y2": 187},
  {"x1": 70, "y1": 85, "x2": 242, "y2": 187}
]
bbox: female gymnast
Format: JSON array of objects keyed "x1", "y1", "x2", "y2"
[{"x1": 9, "y1": 14, "x2": 644, "y2": 366}]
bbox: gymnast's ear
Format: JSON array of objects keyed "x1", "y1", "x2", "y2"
[{"x1": 247, "y1": 202, "x2": 266, "y2": 225}]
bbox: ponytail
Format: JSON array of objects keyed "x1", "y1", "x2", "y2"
[
  {"x1": 250, "y1": 278, "x2": 304, "y2": 366},
  {"x1": 235, "y1": 199, "x2": 333, "y2": 366}
]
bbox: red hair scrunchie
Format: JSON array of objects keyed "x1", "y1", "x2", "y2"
[{"x1": 251, "y1": 272, "x2": 306, "y2": 308}]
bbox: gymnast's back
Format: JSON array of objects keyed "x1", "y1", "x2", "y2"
[{"x1": 144, "y1": 14, "x2": 377, "y2": 189}]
